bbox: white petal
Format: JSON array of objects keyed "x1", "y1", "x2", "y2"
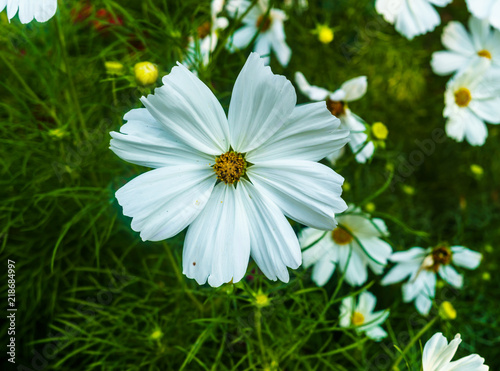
[
  {"x1": 248, "y1": 160, "x2": 347, "y2": 230},
  {"x1": 238, "y1": 180, "x2": 301, "y2": 283},
  {"x1": 294, "y1": 72, "x2": 330, "y2": 101},
  {"x1": 428, "y1": 0, "x2": 453, "y2": 6},
  {"x1": 441, "y1": 21, "x2": 475, "y2": 55},
  {"x1": 463, "y1": 109, "x2": 488, "y2": 146},
  {"x1": 269, "y1": 18, "x2": 292, "y2": 67},
  {"x1": 339, "y1": 297, "x2": 355, "y2": 327},
  {"x1": 183, "y1": 183, "x2": 250, "y2": 287},
  {"x1": 395, "y1": 0, "x2": 440, "y2": 40},
  {"x1": 300, "y1": 229, "x2": 333, "y2": 267},
  {"x1": 431, "y1": 51, "x2": 470, "y2": 76},
  {"x1": 468, "y1": 16, "x2": 491, "y2": 50},
  {"x1": 116, "y1": 166, "x2": 216, "y2": 242},
  {"x1": 381, "y1": 263, "x2": 417, "y2": 285},
  {"x1": 423, "y1": 332, "x2": 450, "y2": 371},
  {"x1": 489, "y1": 0, "x2": 500, "y2": 30},
  {"x1": 341, "y1": 76, "x2": 368, "y2": 102},
  {"x1": 451, "y1": 246, "x2": 482, "y2": 269},
  {"x1": 110, "y1": 109, "x2": 213, "y2": 168},
  {"x1": 228, "y1": 53, "x2": 296, "y2": 152},
  {"x1": 254, "y1": 34, "x2": 272, "y2": 61},
  {"x1": 357, "y1": 291, "x2": 377, "y2": 315},
  {"x1": 246, "y1": 102, "x2": 349, "y2": 163},
  {"x1": 360, "y1": 237, "x2": 393, "y2": 267},
  {"x1": 415, "y1": 292, "x2": 433, "y2": 315},
  {"x1": 228, "y1": 25, "x2": 258, "y2": 51},
  {"x1": 140, "y1": 63, "x2": 230, "y2": 156},
  {"x1": 445, "y1": 112, "x2": 467, "y2": 143},
  {"x1": 446, "y1": 354, "x2": 489, "y2": 371},
  {"x1": 429, "y1": 334, "x2": 463, "y2": 370},
  {"x1": 365, "y1": 326, "x2": 388, "y2": 341},
  {"x1": 311, "y1": 257, "x2": 336, "y2": 286},
  {"x1": 338, "y1": 245, "x2": 368, "y2": 286},
  {"x1": 438, "y1": 265, "x2": 463, "y2": 288},
  {"x1": 469, "y1": 96, "x2": 500, "y2": 124},
  {"x1": 466, "y1": 0, "x2": 493, "y2": 19},
  {"x1": 390, "y1": 247, "x2": 427, "y2": 262},
  {"x1": 375, "y1": 0, "x2": 403, "y2": 24}
]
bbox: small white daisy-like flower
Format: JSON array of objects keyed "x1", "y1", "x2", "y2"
[
  {"x1": 1, "y1": 0, "x2": 57, "y2": 23},
  {"x1": 110, "y1": 53, "x2": 349, "y2": 287},
  {"x1": 466, "y1": 0, "x2": 500, "y2": 32},
  {"x1": 381, "y1": 245, "x2": 482, "y2": 315},
  {"x1": 375, "y1": 0, "x2": 452, "y2": 40},
  {"x1": 422, "y1": 333, "x2": 489, "y2": 371},
  {"x1": 226, "y1": 0, "x2": 291, "y2": 67},
  {"x1": 444, "y1": 60, "x2": 500, "y2": 146},
  {"x1": 339, "y1": 291, "x2": 389, "y2": 342},
  {"x1": 295, "y1": 72, "x2": 374, "y2": 164},
  {"x1": 432, "y1": 17, "x2": 500, "y2": 76},
  {"x1": 299, "y1": 207, "x2": 392, "y2": 287},
  {"x1": 186, "y1": 0, "x2": 229, "y2": 68}
]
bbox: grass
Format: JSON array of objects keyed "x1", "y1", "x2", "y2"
[{"x1": 1, "y1": 0, "x2": 499, "y2": 370}]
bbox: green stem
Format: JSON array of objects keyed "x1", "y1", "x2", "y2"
[
  {"x1": 391, "y1": 316, "x2": 438, "y2": 370},
  {"x1": 255, "y1": 308, "x2": 266, "y2": 364}
]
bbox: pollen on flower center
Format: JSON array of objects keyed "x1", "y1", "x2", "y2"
[
  {"x1": 256, "y1": 15, "x2": 272, "y2": 32},
  {"x1": 197, "y1": 21, "x2": 211, "y2": 39},
  {"x1": 213, "y1": 151, "x2": 247, "y2": 184},
  {"x1": 477, "y1": 49, "x2": 492, "y2": 59},
  {"x1": 454, "y1": 88, "x2": 472, "y2": 107},
  {"x1": 326, "y1": 99, "x2": 346, "y2": 117},
  {"x1": 332, "y1": 227, "x2": 353, "y2": 245},
  {"x1": 351, "y1": 311, "x2": 365, "y2": 326},
  {"x1": 425, "y1": 245, "x2": 452, "y2": 272}
]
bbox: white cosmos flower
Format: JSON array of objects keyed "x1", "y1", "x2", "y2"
[
  {"x1": 431, "y1": 17, "x2": 500, "y2": 76},
  {"x1": 226, "y1": 0, "x2": 291, "y2": 67},
  {"x1": 299, "y1": 208, "x2": 392, "y2": 287},
  {"x1": 1, "y1": 0, "x2": 57, "y2": 23},
  {"x1": 423, "y1": 333, "x2": 489, "y2": 371},
  {"x1": 295, "y1": 72, "x2": 374, "y2": 164},
  {"x1": 375, "y1": 0, "x2": 452, "y2": 40},
  {"x1": 186, "y1": 0, "x2": 229, "y2": 68},
  {"x1": 444, "y1": 60, "x2": 500, "y2": 146},
  {"x1": 339, "y1": 291, "x2": 389, "y2": 341},
  {"x1": 466, "y1": 0, "x2": 500, "y2": 32},
  {"x1": 381, "y1": 245, "x2": 482, "y2": 315},
  {"x1": 110, "y1": 53, "x2": 349, "y2": 287}
]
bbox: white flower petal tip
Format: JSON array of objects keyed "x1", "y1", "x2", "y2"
[
  {"x1": 111, "y1": 52, "x2": 348, "y2": 286},
  {"x1": 2, "y1": 0, "x2": 58, "y2": 23},
  {"x1": 299, "y1": 209, "x2": 392, "y2": 287},
  {"x1": 422, "y1": 332, "x2": 489, "y2": 371}
]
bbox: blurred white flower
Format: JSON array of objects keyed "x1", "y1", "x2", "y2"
[
  {"x1": 381, "y1": 245, "x2": 482, "y2": 315},
  {"x1": 186, "y1": 0, "x2": 229, "y2": 68},
  {"x1": 443, "y1": 60, "x2": 500, "y2": 146},
  {"x1": 295, "y1": 72, "x2": 374, "y2": 163},
  {"x1": 300, "y1": 207, "x2": 392, "y2": 287},
  {"x1": 339, "y1": 291, "x2": 389, "y2": 341},
  {"x1": 110, "y1": 53, "x2": 349, "y2": 287},
  {"x1": 1, "y1": 0, "x2": 57, "y2": 23},
  {"x1": 226, "y1": 0, "x2": 291, "y2": 66},
  {"x1": 466, "y1": 0, "x2": 500, "y2": 32},
  {"x1": 375, "y1": 0, "x2": 452, "y2": 40},
  {"x1": 431, "y1": 17, "x2": 500, "y2": 76},
  {"x1": 422, "y1": 333, "x2": 489, "y2": 371}
]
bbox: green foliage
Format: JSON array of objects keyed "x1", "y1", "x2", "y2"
[{"x1": 1, "y1": 0, "x2": 498, "y2": 370}]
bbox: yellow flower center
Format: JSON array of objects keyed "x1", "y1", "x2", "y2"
[
  {"x1": 318, "y1": 25, "x2": 334, "y2": 44},
  {"x1": 424, "y1": 245, "x2": 453, "y2": 272},
  {"x1": 477, "y1": 49, "x2": 492, "y2": 59},
  {"x1": 351, "y1": 311, "x2": 365, "y2": 326},
  {"x1": 454, "y1": 88, "x2": 472, "y2": 107},
  {"x1": 213, "y1": 151, "x2": 247, "y2": 184},
  {"x1": 326, "y1": 99, "x2": 346, "y2": 117},
  {"x1": 332, "y1": 227, "x2": 353, "y2": 245},
  {"x1": 372, "y1": 122, "x2": 389, "y2": 140},
  {"x1": 256, "y1": 15, "x2": 272, "y2": 32}
]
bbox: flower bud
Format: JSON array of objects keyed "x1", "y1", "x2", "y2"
[{"x1": 134, "y1": 62, "x2": 158, "y2": 86}]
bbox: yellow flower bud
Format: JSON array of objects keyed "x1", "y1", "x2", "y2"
[
  {"x1": 48, "y1": 128, "x2": 66, "y2": 139},
  {"x1": 365, "y1": 202, "x2": 376, "y2": 213},
  {"x1": 482, "y1": 272, "x2": 491, "y2": 281},
  {"x1": 316, "y1": 25, "x2": 334, "y2": 44},
  {"x1": 439, "y1": 301, "x2": 457, "y2": 320},
  {"x1": 343, "y1": 181, "x2": 351, "y2": 192},
  {"x1": 402, "y1": 184, "x2": 415, "y2": 195},
  {"x1": 254, "y1": 292, "x2": 270, "y2": 307},
  {"x1": 484, "y1": 244, "x2": 493, "y2": 253},
  {"x1": 372, "y1": 122, "x2": 389, "y2": 140},
  {"x1": 150, "y1": 329, "x2": 163, "y2": 340},
  {"x1": 470, "y1": 164, "x2": 484, "y2": 177},
  {"x1": 105, "y1": 61, "x2": 124, "y2": 75},
  {"x1": 134, "y1": 62, "x2": 159, "y2": 86}
]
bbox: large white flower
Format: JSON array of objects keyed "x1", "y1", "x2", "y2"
[
  {"x1": 295, "y1": 72, "x2": 374, "y2": 164},
  {"x1": 226, "y1": 0, "x2": 291, "y2": 67},
  {"x1": 423, "y1": 333, "x2": 489, "y2": 371},
  {"x1": 431, "y1": 17, "x2": 500, "y2": 76},
  {"x1": 186, "y1": 0, "x2": 229, "y2": 68},
  {"x1": 339, "y1": 291, "x2": 389, "y2": 341},
  {"x1": 110, "y1": 53, "x2": 349, "y2": 287},
  {"x1": 466, "y1": 0, "x2": 500, "y2": 32},
  {"x1": 444, "y1": 60, "x2": 500, "y2": 146},
  {"x1": 381, "y1": 245, "x2": 482, "y2": 315},
  {"x1": 375, "y1": 0, "x2": 453, "y2": 40},
  {"x1": 1, "y1": 0, "x2": 57, "y2": 23},
  {"x1": 300, "y1": 208, "x2": 392, "y2": 287}
]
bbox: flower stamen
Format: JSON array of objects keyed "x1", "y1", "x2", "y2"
[
  {"x1": 213, "y1": 151, "x2": 247, "y2": 184},
  {"x1": 326, "y1": 99, "x2": 346, "y2": 117},
  {"x1": 332, "y1": 227, "x2": 353, "y2": 245},
  {"x1": 454, "y1": 88, "x2": 472, "y2": 107},
  {"x1": 256, "y1": 15, "x2": 272, "y2": 32},
  {"x1": 477, "y1": 49, "x2": 492, "y2": 59},
  {"x1": 351, "y1": 311, "x2": 365, "y2": 326}
]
